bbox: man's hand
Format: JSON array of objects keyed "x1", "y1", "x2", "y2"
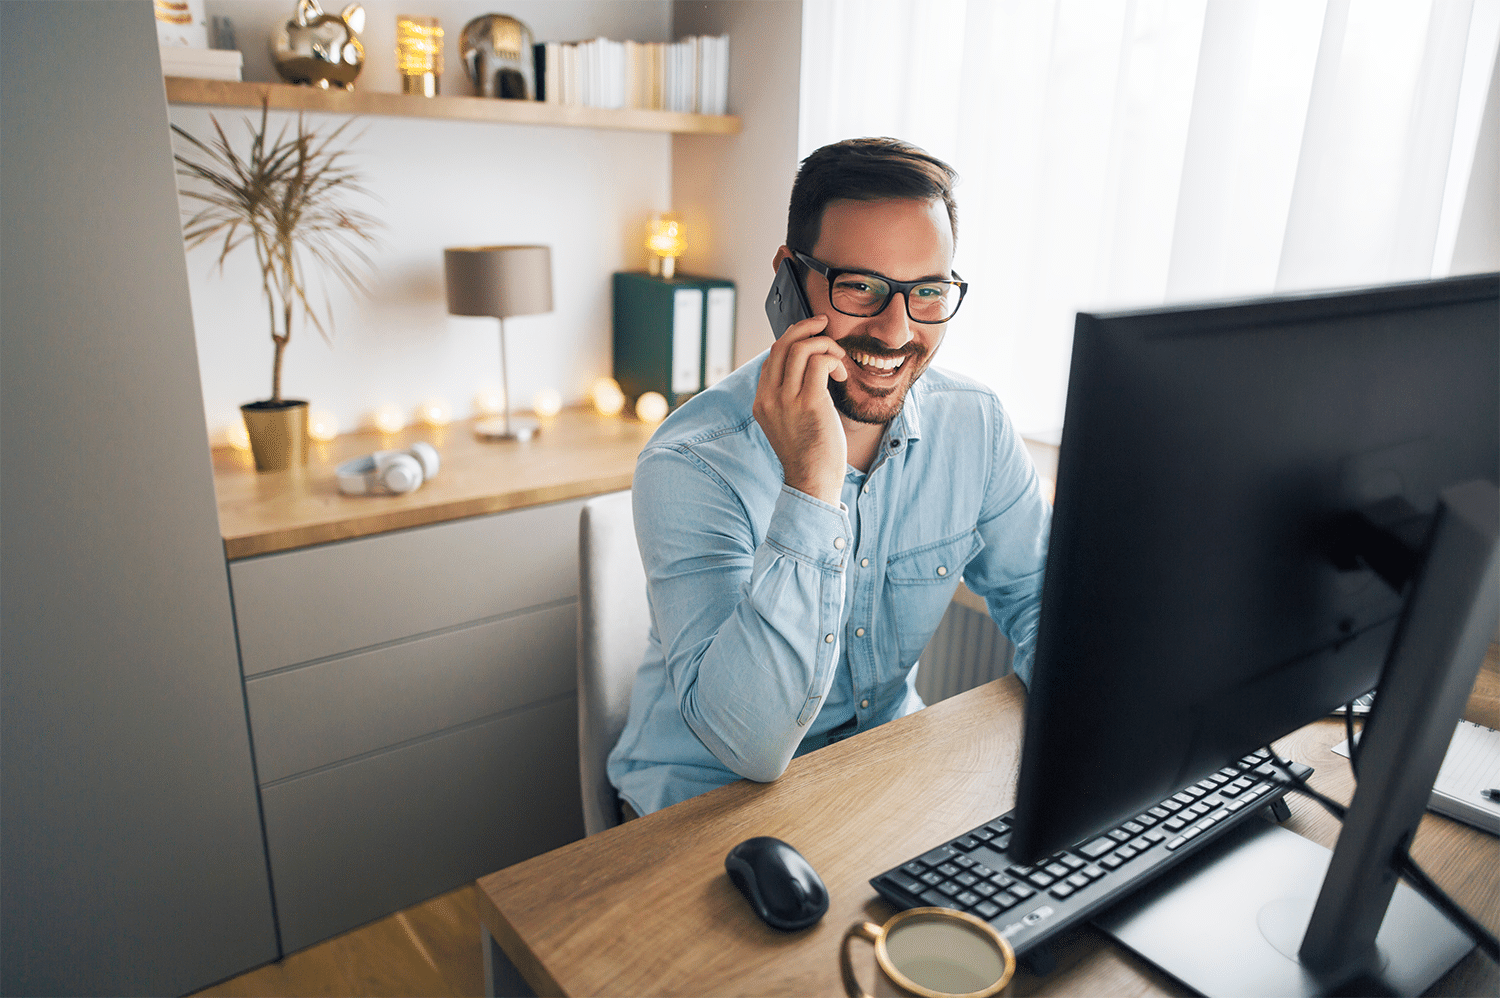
[{"x1": 753, "y1": 314, "x2": 848, "y2": 505}]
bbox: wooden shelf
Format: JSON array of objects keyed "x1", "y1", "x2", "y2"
[{"x1": 165, "y1": 77, "x2": 741, "y2": 135}]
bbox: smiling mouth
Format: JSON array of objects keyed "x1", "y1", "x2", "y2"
[{"x1": 848, "y1": 350, "x2": 908, "y2": 374}]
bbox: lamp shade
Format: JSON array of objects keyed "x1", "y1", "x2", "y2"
[{"x1": 444, "y1": 245, "x2": 553, "y2": 319}]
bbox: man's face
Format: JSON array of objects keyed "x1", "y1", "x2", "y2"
[{"x1": 797, "y1": 197, "x2": 955, "y2": 425}]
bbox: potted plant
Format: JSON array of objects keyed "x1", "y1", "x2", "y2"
[{"x1": 172, "y1": 98, "x2": 381, "y2": 471}]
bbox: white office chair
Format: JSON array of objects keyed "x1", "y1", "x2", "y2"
[{"x1": 577, "y1": 490, "x2": 651, "y2": 835}]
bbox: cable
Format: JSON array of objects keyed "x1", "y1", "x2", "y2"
[{"x1": 1262, "y1": 745, "x2": 1499, "y2": 965}]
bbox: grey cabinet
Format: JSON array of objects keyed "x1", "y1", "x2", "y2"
[{"x1": 230, "y1": 499, "x2": 588, "y2": 952}]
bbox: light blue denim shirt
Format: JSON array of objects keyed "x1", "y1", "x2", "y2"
[{"x1": 607, "y1": 353, "x2": 1051, "y2": 815}]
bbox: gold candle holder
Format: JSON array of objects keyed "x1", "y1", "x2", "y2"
[{"x1": 396, "y1": 15, "x2": 443, "y2": 96}]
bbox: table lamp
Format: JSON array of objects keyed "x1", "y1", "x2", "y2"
[{"x1": 444, "y1": 245, "x2": 554, "y2": 442}]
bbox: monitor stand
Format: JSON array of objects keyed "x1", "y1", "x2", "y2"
[
  {"x1": 1093, "y1": 818, "x2": 1471, "y2": 997},
  {"x1": 1097, "y1": 480, "x2": 1497, "y2": 997}
]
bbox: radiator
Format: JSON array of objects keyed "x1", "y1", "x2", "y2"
[{"x1": 914, "y1": 600, "x2": 1016, "y2": 704}]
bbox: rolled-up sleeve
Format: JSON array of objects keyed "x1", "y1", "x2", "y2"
[{"x1": 633, "y1": 447, "x2": 851, "y2": 782}]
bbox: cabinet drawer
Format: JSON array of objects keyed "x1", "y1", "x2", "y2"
[
  {"x1": 231, "y1": 498, "x2": 585, "y2": 677},
  {"x1": 246, "y1": 602, "x2": 576, "y2": 783},
  {"x1": 260, "y1": 696, "x2": 584, "y2": 954}
]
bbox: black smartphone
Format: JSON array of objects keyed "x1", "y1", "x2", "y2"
[{"x1": 765, "y1": 257, "x2": 814, "y2": 340}]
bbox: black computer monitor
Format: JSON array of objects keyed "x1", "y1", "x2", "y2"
[{"x1": 1009, "y1": 272, "x2": 1498, "y2": 995}]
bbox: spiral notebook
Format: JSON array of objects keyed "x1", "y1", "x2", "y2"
[{"x1": 1333, "y1": 719, "x2": 1500, "y2": 835}]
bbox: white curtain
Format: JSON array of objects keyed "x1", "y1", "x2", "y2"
[{"x1": 799, "y1": 0, "x2": 1500, "y2": 436}]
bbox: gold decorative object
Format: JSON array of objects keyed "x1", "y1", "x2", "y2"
[
  {"x1": 460, "y1": 14, "x2": 535, "y2": 99},
  {"x1": 172, "y1": 98, "x2": 381, "y2": 471},
  {"x1": 396, "y1": 14, "x2": 444, "y2": 96},
  {"x1": 645, "y1": 213, "x2": 687, "y2": 279},
  {"x1": 240, "y1": 400, "x2": 309, "y2": 472},
  {"x1": 270, "y1": 0, "x2": 365, "y2": 90}
]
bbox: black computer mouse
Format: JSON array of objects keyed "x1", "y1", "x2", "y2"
[{"x1": 724, "y1": 836, "x2": 829, "y2": 931}]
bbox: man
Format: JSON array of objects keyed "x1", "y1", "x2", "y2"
[{"x1": 607, "y1": 137, "x2": 1051, "y2": 817}]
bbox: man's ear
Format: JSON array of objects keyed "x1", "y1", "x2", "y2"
[{"x1": 772, "y1": 245, "x2": 794, "y2": 273}]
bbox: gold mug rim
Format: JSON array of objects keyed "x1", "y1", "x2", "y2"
[{"x1": 843, "y1": 906, "x2": 1017, "y2": 998}]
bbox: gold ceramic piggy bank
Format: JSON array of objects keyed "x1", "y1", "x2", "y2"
[{"x1": 270, "y1": 0, "x2": 365, "y2": 90}]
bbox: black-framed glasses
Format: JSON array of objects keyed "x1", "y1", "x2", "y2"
[{"x1": 793, "y1": 250, "x2": 967, "y2": 324}]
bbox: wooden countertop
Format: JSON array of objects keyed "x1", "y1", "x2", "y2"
[
  {"x1": 212, "y1": 408, "x2": 1061, "y2": 563},
  {"x1": 211, "y1": 408, "x2": 656, "y2": 560}
]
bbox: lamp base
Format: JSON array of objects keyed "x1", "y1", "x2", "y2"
[{"x1": 475, "y1": 416, "x2": 538, "y2": 442}]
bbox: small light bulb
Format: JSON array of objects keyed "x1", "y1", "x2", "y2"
[
  {"x1": 635, "y1": 391, "x2": 669, "y2": 424},
  {"x1": 308, "y1": 410, "x2": 339, "y2": 442},
  {"x1": 591, "y1": 377, "x2": 626, "y2": 416},
  {"x1": 373, "y1": 404, "x2": 407, "y2": 434},
  {"x1": 417, "y1": 398, "x2": 452, "y2": 427},
  {"x1": 227, "y1": 420, "x2": 252, "y2": 451},
  {"x1": 533, "y1": 388, "x2": 563, "y2": 418},
  {"x1": 473, "y1": 387, "x2": 505, "y2": 417}
]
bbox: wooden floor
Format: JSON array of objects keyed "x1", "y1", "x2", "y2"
[{"x1": 192, "y1": 885, "x2": 486, "y2": 998}]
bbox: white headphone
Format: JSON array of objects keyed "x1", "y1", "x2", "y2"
[{"x1": 336, "y1": 442, "x2": 441, "y2": 496}]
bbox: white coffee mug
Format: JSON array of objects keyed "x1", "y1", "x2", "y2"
[{"x1": 841, "y1": 907, "x2": 1016, "y2": 998}]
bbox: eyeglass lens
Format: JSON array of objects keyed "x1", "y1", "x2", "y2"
[{"x1": 829, "y1": 272, "x2": 961, "y2": 321}]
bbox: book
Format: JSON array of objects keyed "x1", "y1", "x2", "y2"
[{"x1": 1333, "y1": 718, "x2": 1500, "y2": 834}]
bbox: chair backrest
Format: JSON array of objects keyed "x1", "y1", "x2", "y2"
[{"x1": 577, "y1": 490, "x2": 651, "y2": 834}]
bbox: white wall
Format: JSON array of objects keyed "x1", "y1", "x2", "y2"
[
  {"x1": 671, "y1": 0, "x2": 804, "y2": 368},
  {"x1": 186, "y1": 1, "x2": 677, "y2": 441}
]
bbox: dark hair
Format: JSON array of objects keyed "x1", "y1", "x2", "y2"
[{"x1": 786, "y1": 137, "x2": 959, "y2": 253}]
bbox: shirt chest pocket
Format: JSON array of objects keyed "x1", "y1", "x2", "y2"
[{"x1": 884, "y1": 529, "x2": 985, "y2": 666}]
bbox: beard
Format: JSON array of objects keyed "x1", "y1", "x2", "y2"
[{"x1": 827, "y1": 335, "x2": 933, "y2": 425}]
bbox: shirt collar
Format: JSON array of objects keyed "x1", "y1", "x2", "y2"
[{"x1": 886, "y1": 376, "x2": 924, "y2": 449}]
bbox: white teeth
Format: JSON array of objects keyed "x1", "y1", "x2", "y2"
[{"x1": 851, "y1": 351, "x2": 905, "y2": 371}]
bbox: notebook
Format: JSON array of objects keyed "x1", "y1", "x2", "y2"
[{"x1": 1333, "y1": 719, "x2": 1500, "y2": 835}]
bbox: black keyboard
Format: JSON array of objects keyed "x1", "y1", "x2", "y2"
[{"x1": 870, "y1": 748, "x2": 1313, "y2": 959}]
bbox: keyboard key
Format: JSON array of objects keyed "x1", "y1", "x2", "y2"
[
  {"x1": 1082, "y1": 864, "x2": 1105, "y2": 879},
  {"x1": 970, "y1": 864, "x2": 996, "y2": 878},
  {"x1": 1080, "y1": 836, "x2": 1115, "y2": 858},
  {"x1": 1009, "y1": 883, "x2": 1036, "y2": 899},
  {"x1": 1182, "y1": 827, "x2": 1202, "y2": 841},
  {"x1": 1007, "y1": 863, "x2": 1035, "y2": 878},
  {"x1": 1109, "y1": 829, "x2": 1132, "y2": 843},
  {"x1": 1129, "y1": 837, "x2": 1152, "y2": 852},
  {"x1": 991, "y1": 874, "x2": 1016, "y2": 890},
  {"x1": 1172, "y1": 792, "x2": 1194, "y2": 806},
  {"x1": 1050, "y1": 882, "x2": 1076, "y2": 899},
  {"x1": 992, "y1": 834, "x2": 1012, "y2": 851},
  {"x1": 1210, "y1": 772, "x2": 1231, "y2": 785},
  {"x1": 938, "y1": 882, "x2": 962, "y2": 897},
  {"x1": 921, "y1": 889, "x2": 952, "y2": 907},
  {"x1": 1045, "y1": 862, "x2": 1070, "y2": 878},
  {"x1": 1029, "y1": 872, "x2": 1056, "y2": 888},
  {"x1": 938, "y1": 863, "x2": 960, "y2": 877},
  {"x1": 957, "y1": 891, "x2": 981, "y2": 907},
  {"x1": 889, "y1": 874, "x2": 924, "y2": 894},
  {"x1": 901, "y1": 862, "x2": 926, "y2": 878},
  {"x1": 1135, "y1": 812, "x2": 1158, "y2": 827},
  {"x1": 955, "y1": 872, "x2": 979, "y2": 887},
  {"x1": 1185, "y1": 785, "x2": 1208, "y2": 799},
  {"x1": 1060, "y1": 854, "x2": 1085, "y2": 870},
  {"x1": 1226, "y1": 799, "x2": 1246, "y2": 812},
  {"x1": 1218, "y1": 767, "x2": 1240, "y2": 779},
  {"x1": 1100, "y1": 855, "x2": 1124, "y2": 870},
  {"x1": 1145, "y1": 829, "x2": 1167, "y2": 843},
  {"x1": 975, "y1": 901, "x2": 1002, "y2": 919},
  {"x1": 1067, "y1": 872, "x2": 1091, "y2": 889},
  {"x1": 1148, "y1": 806, "x2": 1170, "y2": 820},
  {"x1": 1197, "y1": 779, "x2": 1218, "y2": 792},
  {"x1": 1161, "y1": 798, "x2": 1183, "y2": 812},
  {"x1": 953, "y1": 836, "x2": 981, "y2": 852},
  {"x1": 1122, "y1": 820, "x2": 1144, "y2": 835},
  {"x1": 953, "y1": 855, "x2": 976, "y2": 869},
  {"x1": 971, "y1": 827, "x2": 995, "y2": 842},
  {"x1": 992, "y1": 892, "x2": 1018, "y2": 910},
  {"x1": 1166, "y1": 836, "x2": 1187, "y2": 850},
  {"x1": 973, "y1": 882, "x2": 997, "y2": 898},
  {"x1": 1164, "y1": 817, "x2": 1187, "y2": 831},
  {"x1": 921, "y1": 846, "x2": 959, "y2": 866}
]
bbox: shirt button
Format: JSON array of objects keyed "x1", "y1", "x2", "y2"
[
  {"x1": 856, "y1": 627, "x2": 865, "y2": 637},
  {"x1": 825, "y1": 633, "x2": 835, "y2": 643},
  {"x1": 936, "y1": 566, "x2": 948, "y2": 576},
  {"x1": 862, "y1": 484, "x2": 871, "y2": 494},
  {"x1": 861, "y1": 558, "x2": 869, "y2": 568},
  {"x1": 861, "y1": 699, "x2": 870, "y2": 709},
  {"x1": 834, "y1": 537, "x2": 845, "y2": 550}
]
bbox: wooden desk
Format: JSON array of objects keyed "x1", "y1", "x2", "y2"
[{"x1": 477, "y1": 653, "x2": 1498, "y2": 997}]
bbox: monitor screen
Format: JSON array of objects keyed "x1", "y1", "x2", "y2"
[{"x1": 1010, "y1": 272, "x2": 1499, "y2": 864}]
